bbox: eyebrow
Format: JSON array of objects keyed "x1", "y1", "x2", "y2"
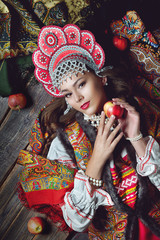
[{"x1": 61, "y1": 76, "x2": 85, "y2": 93}]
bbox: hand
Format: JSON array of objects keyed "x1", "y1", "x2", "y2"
[
  {"x1": 112, "y1": 98, "x2": 141, "y2": 138},
  {"x1": 86, "y1": 111, "x2": 123, "y2": 179}
]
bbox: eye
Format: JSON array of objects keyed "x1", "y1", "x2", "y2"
[
  {"x1": 79, "y1": 81, "x2": 86, "y2": 88},
  {"x1": 65, "y1": 93, "x2": 72, "y2": 98}
]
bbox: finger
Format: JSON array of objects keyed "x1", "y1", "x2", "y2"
[
  {"x1": 113, "y1": 100, "x2": 136, "y2": 114},
  {"x1": 97, "y1": 111, "x2": 106, "y2": 135},
  {"x1": 112, "y1": 98, "x2": 134, "y2": 109},
  {"x1": 120, "y1": 103, "x2": 135, "y2": 112},
  {"x1": 110, "y1": 131, "x2": 124, "y2": 149},
  {"x1": 103, "y1": 115, "x2": 116, "y2": 137},
  {"x1": 112, "y1": 98, "x2": 124, "y2": 105},
  {"x1": 107, "y1": 122, "x2": 122, "y2": 143}
]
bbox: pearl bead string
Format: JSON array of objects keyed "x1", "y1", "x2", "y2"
[
  {"x1": 83, "y1": 113, "x2": 109, "y2": 127},
  {"x1": 86, "y1": 174, "x2": 103, "y2": 187}
]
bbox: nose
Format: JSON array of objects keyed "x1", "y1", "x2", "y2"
[{"x1": 74, "y1": 92, "x2": 83, "y2": 103}]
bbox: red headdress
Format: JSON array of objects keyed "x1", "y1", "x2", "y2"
[{"x1": 32, "y1": 24, "x2": 105, "y2": 97}]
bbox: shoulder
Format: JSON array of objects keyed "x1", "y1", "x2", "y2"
[{"x1": 47, "y1": 136, "x2": 69, "y2": 160}]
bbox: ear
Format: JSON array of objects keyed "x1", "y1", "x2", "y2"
[{"x1": 101, "y1": 77, "x2": 107, "y2": 86}]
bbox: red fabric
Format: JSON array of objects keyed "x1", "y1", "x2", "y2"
[
  {"x1": 24, "y1": 182, "x2": 74, "y2": 207},
  {"x1": 138, "y1": 219, "x2": 160, "y2": 240},
  {"x1": 17, "y1": 182, "x2": 74, "y2": 232}
]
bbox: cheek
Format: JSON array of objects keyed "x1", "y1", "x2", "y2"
[
  {"x1": 67, "y1": 97, "x2": 79, "y2": 110},
  {"x1": 88, "y1": 81, "x2": 101, "y2": 96},
  {"x1": 91, "y1": 83, "x2": 104, "y2": 98},
  {"x1": 67, "y1": 98, "x2": 75, "y2": 107}
]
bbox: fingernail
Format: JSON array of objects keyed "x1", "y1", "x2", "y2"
[{"x1": 111, "y1": 115, "x2": 115, "y2": 119}]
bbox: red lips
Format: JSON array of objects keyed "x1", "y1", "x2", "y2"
[{"x1": 80, "y1": 101, "x2": 90, "y2": 110}]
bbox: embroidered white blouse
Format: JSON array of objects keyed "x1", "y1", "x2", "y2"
[{"x1": 47, "y1": 135, "x2": 160, "y2": 231}]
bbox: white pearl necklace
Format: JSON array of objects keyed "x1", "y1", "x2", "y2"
[{"x1": 83, "y1": 113, "x2": 109, "y2": 127}]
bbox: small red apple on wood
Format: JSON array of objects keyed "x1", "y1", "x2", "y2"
[
  {"x1": 27, "y1": 217, "x2": 45, "y2": 234},
  {"x1": 113, "y1": 35, "x2": 128, "y2": 51},
  {"x1": 103, "y1": 101, "x2": 124, "y2": 119},
  {"x1": 8, "y1": 93, "x2": 27, "y2": 110}
]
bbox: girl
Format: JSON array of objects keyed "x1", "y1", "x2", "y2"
[{"x1": 18, "y1": 24, "x2": 160, "y2": 240}]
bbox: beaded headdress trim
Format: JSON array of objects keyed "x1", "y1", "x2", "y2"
[{"x1": 32, "y1": 24, "x2": 105, "y2": 97}]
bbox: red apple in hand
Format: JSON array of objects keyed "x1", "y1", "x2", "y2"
[
  {"x1": 27, "y1": 217, "x2": 45, "y2": 234},
  {"x1": 8, "y1": 93, "x2": 27, "y2": 110},
  {"x1": 103, "y1": 101, "x2": 124, "y2": 119},
  {"x1": 113, "y1": 35, "x2": 128, "y2": 51}
]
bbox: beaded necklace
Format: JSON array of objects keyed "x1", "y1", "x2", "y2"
[{"x1": 83, "y1": 113, "x2": 109, "y2": 128}]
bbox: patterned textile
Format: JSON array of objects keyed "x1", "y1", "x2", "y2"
[
  {"x1": 88, "y1": 207, "x2": 128, "y2": 240},
  {"x1": 29, "y1": 115, "x2": 44, "y2": 154},
  {"x1": 110, "y1": 10, "x2": 160, "y2": 102},
  {"x1": 0, "y1": 0, "x2": 99, "y2": 61},
  {"x1": 149, "y1": 200, "x2": 160, "y2": 225},
  {"x1": 0, "y1": 54, "x2": 33, "y2": 96},
  {"x1": 17, "y1": 148, "x2": 77, "y2": 232},
  {"x1": 0, "y1": 0, "x2": 39, "y2": 60},
  {"x1": 135, "y1": 97, "x2": 160, "y2": 144},
  {"x1": 110, "y1": 155, "x2": 138, "y2": 209},
  {"x1": 110, "y1": 11, "x2": 146, "y2": 43},
  {"x1": 17, "y1": 150, "x2": 76, "y2": 201},
  {"x1": 65, "y1": 121, "x2": 93, "y2": 170},
  {"x1": 134, "y1": 75, "x2": 160, "y2": 107},
  {"x1": 153, "y1": 27, "x2": 160, "y2": 43}
]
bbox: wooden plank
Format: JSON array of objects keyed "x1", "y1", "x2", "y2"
[
  {"x1": 0, "y1": 96, "x2": 9, "y2": 123},
  {"x1": 0, "y1": 190, "x2": 24, "y2": 239},
  {"x1": 0, "y1": 164, "x2": 22, "y2": 211},
  {"x1": 1, "y1": 206, "x2": 67, "y2": 240},
  {"x1": 0, "y1": 82, "x2": 52, "y2": 185},
  {"x1": 0, "y1": 163, "x2": 29, "y2": 239},
  {"x1": 1, "y1": 206, "x2": 39, "y2": 240},
  {"x1": 50, "y1": 231, "x2": 68, "y2": 240}
]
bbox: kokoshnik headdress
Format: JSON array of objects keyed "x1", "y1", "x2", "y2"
[{"x1": 32, "y1": 24, "x2": 106, "y2": 97}]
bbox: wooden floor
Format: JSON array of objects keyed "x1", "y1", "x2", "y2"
[{"x1": 0, "y1": 80, "x2": 69, "y2": 240}]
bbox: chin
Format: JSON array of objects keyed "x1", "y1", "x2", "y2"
[{"x1": 83, "y1": 109, "x2": 97, "y2": 117}]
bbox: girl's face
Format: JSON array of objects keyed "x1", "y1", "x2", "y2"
[{"x1": 60, "y1": 71, "x2": 108, "y2": 116}]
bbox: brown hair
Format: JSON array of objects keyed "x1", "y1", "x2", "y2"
[
  {"x1": 102, "y1": 64, "x2": 133, "y2": 99},
  {"x1": 40, "y1": 97, "x2": 77, "y2": 156},
  {"x1": 40, "y1": 65, "x2": 133, "y2": 156}
]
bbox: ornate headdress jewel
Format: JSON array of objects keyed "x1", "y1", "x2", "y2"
[{"x1": 32, "y1": 24, "x2": 105, "y2": 97}]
